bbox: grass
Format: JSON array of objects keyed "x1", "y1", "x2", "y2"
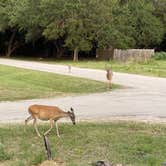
[
  {"x1": 0, "y1": 122, "x2": 166, "y2": 166},
  {"x1": 49, "y1": 59, "x2": 166, "y2": 78},
  {"x1": 0, "y1": 64, "x2": 119, "y2": 101},
  {"x1": 9, "y1": 56, "x2": 166, "y2": 78}
]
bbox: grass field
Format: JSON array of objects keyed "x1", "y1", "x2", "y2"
[
  {"x1": 50, "y1": 59, "x2": 166, "y2": 78},
  {"x1": 10, "y1": 57, "x2": 166, "y2": 78},
  {"x1": 0, "y1": 122, "x2": 166, "y2": 166},
  {"x1": 0, "y1": 64, "x2": 118, "y2": 101}
]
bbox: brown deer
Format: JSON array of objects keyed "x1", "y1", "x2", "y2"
[
  {"x1": 25, "y1": 104, "x2": 76, "y2": 137},
  {"x1": 106, "y1": 69, "x2": 113, "y2": 89}
]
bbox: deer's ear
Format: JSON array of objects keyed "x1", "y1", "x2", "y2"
[{"x1": 70, "y1": 107, "x2": 74, "y2": 112}]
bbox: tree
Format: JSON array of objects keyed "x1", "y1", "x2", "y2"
[
  {"x1": 10, "y1": 0, "x2": 42, "y2": 42},
  {"x1": 55, "y1": 0, "x2": 92, "y2": 61},
  {"x1": 0, "y1": 0, "x2": 164, "y2": 59},
  {"x1": 0, "y1": 0, "x2": 21, "y2": 57},
  {"x1": 39, "y1": 0, "x2": 67, "y2": 58},
  {"x1": 41, "y1": 0, "x2": 113, "y2": 61},
  {"x1": 63, "y1": 0, "x2": 109, "y2": 61},
  {"x1": 151, "y1": 0, "x2": 166, "y2": 50},
  {"x1": 149, "y1": 0, "x2": 166, "y2": 26},
  {"x1": 98, "y1": 1, "x2": 135, "y2": 49},
  {"x1": 128, "y1": 0, "x2": 164, "y2": 48}
]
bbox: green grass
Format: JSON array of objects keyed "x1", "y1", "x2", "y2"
[
  {"x1": 0, "y1": 64, "x2": 119, "y2": 101},
  {"x1": 0, "y1": 122, "x2": 166, "y2": 166},
  {"x1": 10, "y1": 56, "x2": 166, "y2": 77},
  {"x1": 49, "y1": 59, "x2": 166, "y2": 78}
]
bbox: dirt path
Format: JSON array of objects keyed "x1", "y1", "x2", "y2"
[{"x1": 0, "y1": 58, "x2": 166, "y2": 123}]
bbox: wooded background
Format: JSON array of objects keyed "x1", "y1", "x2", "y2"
[{"x1": 0, "y1": 0, "x2": 165, "y2": 61}]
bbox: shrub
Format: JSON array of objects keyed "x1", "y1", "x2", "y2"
[{"x1": 153, "y1": 52, "x2": 166, "y2": 60}]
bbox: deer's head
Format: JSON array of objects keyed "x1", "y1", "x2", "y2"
[
  {"x1": 105, "y1": 63, "x2": 112, "y2": 73},
  {"x1": 68, "y1": 107, "x2": 76, "y2": 125}
]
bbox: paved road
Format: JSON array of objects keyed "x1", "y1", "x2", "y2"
[{"x1": 0, "y1": 58, "x2": 166, "y2": 123}]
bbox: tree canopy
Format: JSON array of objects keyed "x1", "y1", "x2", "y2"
[{"x1": 0, "y1": 0, "x2": 165, "y2": 60}]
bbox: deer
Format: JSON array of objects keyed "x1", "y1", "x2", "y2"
[
  {"x1": 25, "y1": 104, "x2": 76, "y2": 138},
  {"x1": 68, "y1": 65, "x2": 71, "y2": 73},
  {"x1": 106, "y1": 69, "x2": 113, "y2": 89}
]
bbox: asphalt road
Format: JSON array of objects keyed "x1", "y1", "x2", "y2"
[{"x1": 0, "y1": 58, "x2": 166, "y2": 123}]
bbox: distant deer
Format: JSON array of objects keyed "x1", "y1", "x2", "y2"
[
  {"x1": 68, "y1": 65, "x2": 71, "y2": 73},
  {"x1": 25, "y1": 104, "x2": 76, "y2": 137},
  {"x1": 106, "y1": 68, "x2": 113, "y2": 89}
]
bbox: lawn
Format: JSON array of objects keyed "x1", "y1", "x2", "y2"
[
  {"x1": 10, "y1": 57, "x2": 166, "y2": 78},
  {"x1": 0, "y1": 122, "x2": 166, "y2": 166},
  {"x1": 0, "y1": 64, "x2": 118, "y2": 101},
  {"x1": 49, "y1": 59, "x2": 166, "y2": 78}
]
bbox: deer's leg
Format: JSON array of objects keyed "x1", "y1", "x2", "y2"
[
  {"x1": 109, "y1": 80, "x2": 112, "y2": 89},
  {"x1": 33, "y1": 118, "x2": 41, "y2": 138},
  {"x1": 44, "y1": 119, "x2": 54, "y2": 136},
  {"x1": 55, "y1": 120, "x2": 60, "y2": 137},
  {"x1": 25, "y1": 116, "x2": 33, "y2": 125},
  {"x1": 107, "y1": 80, "x2": 112, "y2": 89}
]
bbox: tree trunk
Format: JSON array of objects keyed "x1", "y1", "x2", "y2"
[
  {"x1": 54, "y1": 39, "x2": 64, "y2": 59},
  {"x1": 73, "y1": 47, "x2": 78, "y2": 61},
  {"x1": 6, "y1": 30, "x2": 17, "y2": 58},
  {"x1": 56, "y1": 46, "x2": 64, "y2": 59}
]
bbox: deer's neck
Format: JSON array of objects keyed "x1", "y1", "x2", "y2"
[{"x1": 58, "y1": 111, "x2": 69, "y2": 118}]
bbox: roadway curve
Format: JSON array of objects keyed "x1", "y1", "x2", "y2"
[{"x1": 0, "y1": 58, "x2": 166, "y2": 123}]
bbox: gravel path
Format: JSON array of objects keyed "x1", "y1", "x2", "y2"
[{"x1": 0, "y1": 58, "x2": 166, "y2": 123}]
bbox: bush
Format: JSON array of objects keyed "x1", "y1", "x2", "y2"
[{"x1": 153, "y1": 52, "x2": 166, "y2": 60}]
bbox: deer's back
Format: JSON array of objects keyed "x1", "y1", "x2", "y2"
[{"x1": 28, "y1": 104, "x2": 63, "y2": 120}]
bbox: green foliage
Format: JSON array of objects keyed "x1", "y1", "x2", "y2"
[
  {"x1": 0, "y1": 0, "x2": 165, "y2": 58},
  {"x1": 41, "y1": 0, "x2": 113, "y2": 54},
  {"x1": 151, "y1": 0, "x2": 166, "y2": 26},
  {"x1": 0, "y1": 143, "x2": 11, "y2": 161},
  {"x1": 10, "y1": 0, "x2": 42, "y2": 42},
  {"x1": 127, "y1": 0, "x2": 164, "y2": 48},
  {"x1": 106, "y1": 3, "x2": 135, "y2": 49},
  {"x1": 0, "y1": 0, "x2": 9, "y2": 31},
  {"x1": 153, "y1": 52, "x2": 166, "y2": 60}
]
